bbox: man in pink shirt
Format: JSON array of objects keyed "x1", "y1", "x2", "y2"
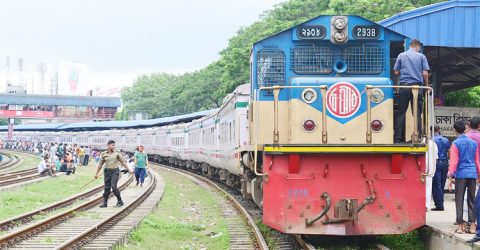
[
  {"x1": 467, "y1": 117, "x2": 480, "y2": 152},
  {"x1": 448, "y1": 120, "x2": 480, "y2": 234}
]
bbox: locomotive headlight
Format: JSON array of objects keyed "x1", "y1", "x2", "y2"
[
  {"x1": 333, "y1": 31, "x2": 347, "y2": 43},
  {"x1": 370, "y1": 88, "x2": 384, "y2": 103},
  {"x1": 302, "y1": 88, "x2": 317, "y2": 103},
  {"x1": 333, "y1": 17, "x2": 347, "y2": 30}
]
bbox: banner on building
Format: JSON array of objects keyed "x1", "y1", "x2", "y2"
[{"x1": 0, "y1": 110, "x2": 54, "y2": 118}]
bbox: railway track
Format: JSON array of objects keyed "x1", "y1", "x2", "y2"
[
  {"x1": 0, "y1": 170, "x2": 126, "y2": 232},
  {"x1": 155, "y1": 162, "x2": 398, "y2": 250},
  {"x1": 154, "y1": 163, "x2": 269, "y2": 250},
  {"x1": 0, "y1": 152, "x2": 21, "y2": 172},
  {"x1": 0, "y1": 170, "x2": 157, "y2": 249},
  {"x1": 0, "y1": 169, "x2": 42, "y2": 188}
]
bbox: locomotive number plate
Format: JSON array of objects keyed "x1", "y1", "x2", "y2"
[
  {"x1": 353, "y1": 25, "x2": 380, "y2": 39},
  {"x1": 297, "y1": 25, "x2": 326, "y2": 39}
]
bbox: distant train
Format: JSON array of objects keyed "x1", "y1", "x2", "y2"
[{"x1": 2, "y1": 15, "x2": 434, "y2": 236}]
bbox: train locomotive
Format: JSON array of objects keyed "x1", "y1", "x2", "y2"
[{"x1": 2, "y1": 15, "x2": 434, "y2": 236}]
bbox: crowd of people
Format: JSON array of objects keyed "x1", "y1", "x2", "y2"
[
  {"x1": 429, "y1": 117, "x2": 480, "y2": 243},
  {"x1": 0, "y1": 139, "x2": 149, "y2": 188},
  {"x1": 1, "y1": 140, "x2": 100, "y2": 176}
]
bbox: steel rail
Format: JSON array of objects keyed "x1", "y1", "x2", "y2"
[
  {"x1": 0, "y1": 175, "x2": 114, "y2": 231},
  {"x1": 0, "y1": 172, "x2": 43, "y2": 187},
  {"x1": 0, "y1": 174, "x2": 134, "y2": 248},
  {"x1": 154, "y1": 163, "x2": 269, "y2": 250},
  {"x1": 56, "y1": 170, "x2": 156, "y2": 249},
  {"x1": 0, "y1": 152, "x2": 21, "y2": 171},
  {"x1": 0, "y1": 168, "x2": 37, "y2": 181}
]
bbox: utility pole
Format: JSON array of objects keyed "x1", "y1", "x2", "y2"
[{"x1": 39, "y1": 63, "x2": 47, "y2": 95}]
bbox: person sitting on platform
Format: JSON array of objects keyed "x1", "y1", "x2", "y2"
[
  {"x1": 448, "y1": 120, "x2": 480, "y2": 234},
  {"x1": 38, "y1": 155, "x2": 54, "y2": 177}
]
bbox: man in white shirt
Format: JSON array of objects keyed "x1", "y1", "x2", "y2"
[
  {"x1": 426, "y1": 138, "x2": 439, "y2": 210},
  {"x1": 38, "y1": 155, "x2": 53, "y2": 176}
]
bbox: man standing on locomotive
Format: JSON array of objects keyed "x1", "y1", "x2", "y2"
[
  {"x1": 94, "y1": 140, "x2": 133, "y2": 208},
  {"x1": 393, "y1": 39, "x2": 430, "y2": 143}
]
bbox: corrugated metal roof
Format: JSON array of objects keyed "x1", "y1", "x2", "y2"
[
  {"x1": 0, "y1": 110, "x2": 214, "y2": 132},
  {"x1": 379, "y1": 0, "x2": 480, "y2": 48},
  {"x1": 33, "y1": 109, "x2": 215, "y2": 131},
  {"x1": 0, "y1": 123, "x2": 66, "y2": 131},
  {"x1": 0, "y1": 94, "x2": 121, "y2": 107}
]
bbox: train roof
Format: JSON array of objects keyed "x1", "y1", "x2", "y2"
[{"x1": 0, "y1": 109, "x2": 215, "y2": 132}]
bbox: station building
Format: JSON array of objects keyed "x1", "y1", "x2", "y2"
[{"x1": 0, "y1": 94, "x2": 121, "y2": 123}]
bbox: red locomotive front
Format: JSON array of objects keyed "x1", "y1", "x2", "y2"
[{"x1": 262, "y1": 149, "x2": 427, "y2": 235}]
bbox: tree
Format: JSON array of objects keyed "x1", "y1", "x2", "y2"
[
  {"x1": 122, "y1": 0, "x2": 445, "y2": 117},
  {"x1": 445, "y1": 87, "x2": 480, "y2": 108}
]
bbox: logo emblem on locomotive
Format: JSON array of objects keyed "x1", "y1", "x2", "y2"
[{"x1": 326, "y1": 82, "x2": 361, "y2": 118}]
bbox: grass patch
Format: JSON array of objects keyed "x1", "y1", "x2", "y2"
[
  {"x1": 379, "y1": 230, "x2": 426, "y2": 250},
  {"x1": 0, "y1": 151, "x2": 40, "y2": 173},
  {"x1": 256, "y1": 220, "x2": 278, "y2": 249},
  {"x1": 117, "y1": 168, "x2": 230, "y2": 250},
  {"x1": 0, "y1": 163, "x2": 103, "y2": 222}
]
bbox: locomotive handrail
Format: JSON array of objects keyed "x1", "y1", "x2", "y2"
[
  {"x1": 364, "y1": 85, "x2": 434, "y2": 145},
  {"x1": 365, "y1": 85, "x2": 435, "y2": 179},
  {"x1": 254, "y1": 85, "x2": 329, "y2": 176}
]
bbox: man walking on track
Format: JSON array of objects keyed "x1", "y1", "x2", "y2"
[
  {"x1": 94, "y1": 140, "x2": 133, "y2": 208},
  {"x1": 134, "y1": 145, "x2": 148, "y2": 187}
]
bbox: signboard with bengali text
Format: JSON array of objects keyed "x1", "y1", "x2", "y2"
[{"x1": 435, "y1": 106, "x2": 480, "y2": 137}]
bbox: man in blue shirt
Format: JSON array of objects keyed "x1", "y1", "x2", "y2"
[
  {"x1": 431, "y1": 125, "x2": 450, "y2": 211},
  {"x1": 393, "y1": 39, "x2": 430, "y2": 143}
]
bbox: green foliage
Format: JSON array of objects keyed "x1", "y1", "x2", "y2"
[
  {"x1": 122, "y1": 0, "x2": 445, "y2": 117},
  {"x1": 380, "y1": 230, "x2": 426, "y2": 250},
  {"x1": 445, "y1": 87, "x2": 480, "y2": 108}
]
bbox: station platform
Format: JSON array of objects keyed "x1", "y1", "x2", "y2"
[{"x1": 425, "y1": 192, "x2": 480, "y2": 250}]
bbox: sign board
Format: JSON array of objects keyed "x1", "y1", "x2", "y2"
[
  {"x1": 435, "y1": 106, "x2": 480, "y2": 137},
  {"x1": 0, "y1": 110, "x2": 54, "y2": 118}
]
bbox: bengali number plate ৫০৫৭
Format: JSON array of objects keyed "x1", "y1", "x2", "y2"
[{"x1": 297, "y1": 25, "x2": 326, "y2": 39}]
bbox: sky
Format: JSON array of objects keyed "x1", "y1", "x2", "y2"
[{"x1": 0, "y1": 0, "x2": 285, "y2": 95}]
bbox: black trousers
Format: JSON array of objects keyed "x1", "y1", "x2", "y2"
[
  {"x1": 103, "y1": 168, "x2": 122, "y2": 202},
  {"x1": 455, "y1": 178, "x2": 476, "y2": 224},
  {"x1": 394, "y1": 83, "x2": 424, "y2": 143}
]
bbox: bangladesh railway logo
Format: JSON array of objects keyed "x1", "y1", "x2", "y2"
[{"x1": 326, "y1": 82, "x2": 361, "y2": 118}]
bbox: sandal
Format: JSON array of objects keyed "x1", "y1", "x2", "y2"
[
  {"x1": 455, "y1": 229, "x2": 464, "y2": 234},
  {"x1": 470, "y1": 224, "x2": 477, "y2": 234}
]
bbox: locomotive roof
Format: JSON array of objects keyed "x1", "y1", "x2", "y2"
[{"x1": 252, "y1": 14, "x2": 409, "y2": 46}]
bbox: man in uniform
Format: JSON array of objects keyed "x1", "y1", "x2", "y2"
[
  {"x1": 94, "y1": 140, "x2": 133, "y2": 207},
  {"x1": 393, "y1": 39, "x2": 430, "y2": 143},
  {"x1": 431, "y1": 125, "x2": 450, "y2": 211}
]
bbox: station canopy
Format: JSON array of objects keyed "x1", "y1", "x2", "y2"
[
  {"x1": 379, "y1": 0, "x2": 480, "y2": 94},
  {"x1": 0, "y1": 94, "x2": 121, "y2": 107}
]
